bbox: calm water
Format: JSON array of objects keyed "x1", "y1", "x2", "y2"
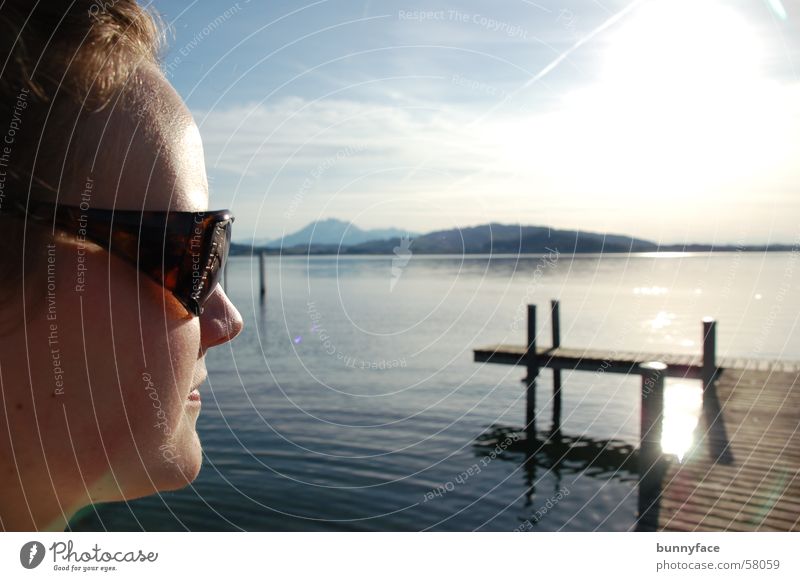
[{"x1": 72, "y1": 251, "x2": 800, "y2": 531}]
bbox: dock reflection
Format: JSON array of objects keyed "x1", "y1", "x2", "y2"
[
  {"x1": 473, "y1": 424, "x2": 639, "y2": 510},
  {"x1": 474, "y1": 377, "x2": 735, "y2": 530}
]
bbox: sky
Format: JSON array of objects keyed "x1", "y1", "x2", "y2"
[{"x1": 152, "y1": 0, "x2": 800, "y2": 245}]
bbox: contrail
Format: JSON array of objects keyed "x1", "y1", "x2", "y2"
[
  {"x1": 401, "y1": 0, "x2": 646, "y2": 182},
  {"x1": 485, "y1": 0, "x2": 647, "y2": 120}
]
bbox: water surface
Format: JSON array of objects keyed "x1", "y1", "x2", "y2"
[{"x1": 72, "y1": 251, "x2": 800, "y2": 531}]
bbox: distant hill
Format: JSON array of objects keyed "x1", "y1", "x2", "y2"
[
  {"x1": 265, "y1": 218, "x2": 417, "y2": 248},
  {"x1": 230, "y1": 221, "x2": 793, "y2": 256},
  {"x1": 343, "y1": 223, "x2": 656, "y2": 254}
]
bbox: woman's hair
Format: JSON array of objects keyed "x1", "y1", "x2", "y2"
[{"x1": 0, "y1": 0, "x2": 163, "y2": 314}]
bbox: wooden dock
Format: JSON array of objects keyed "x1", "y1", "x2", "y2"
[
  {"x1": 473, "y1": 301, "x2": 800, "y2": 531},
  {"x1": 648, "y1": 367, "x2": 800, "y2": 531},
  {"x1": 474, "y1": 345, "x2": 800, "y2": 378}
]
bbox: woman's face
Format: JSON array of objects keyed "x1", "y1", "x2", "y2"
[{"x1": 0, "y1": 64, "x2": 243, "y2": 522}]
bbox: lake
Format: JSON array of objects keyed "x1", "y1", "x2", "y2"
[{"x1": 72, "y1": 251, "x2": 800, "y2": 531}]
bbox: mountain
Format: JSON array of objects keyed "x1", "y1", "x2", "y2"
[
  {"x1": 266, "y1": 218, "x2": 417, "y2": 248},
  {"x1": 229, "y1": 221, "x2": 793, "y2": 256},
  {"x1": 342, "y1": 223, "x2": 656, "y2": 254}
]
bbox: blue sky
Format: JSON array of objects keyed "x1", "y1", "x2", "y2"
[{"x1": 152, "y1": 0, "x2": 799, "y2": 244}]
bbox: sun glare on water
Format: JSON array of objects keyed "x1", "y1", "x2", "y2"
[{"x1": 661, "y1": 380, "x2": 704, "y2": 461}]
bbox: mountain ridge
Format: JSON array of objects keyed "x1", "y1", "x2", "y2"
[
  {"x1": 261, "y1": 217, "x2": 419, "y2": 248},
  {"x1": 231, "y1": 220, "x2": 793, "y2": 255}
]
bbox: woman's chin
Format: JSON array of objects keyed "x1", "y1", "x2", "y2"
[
  {"x1": 159, "y1": 432, "x2": 203, "y2": 490},
  {"x1": 121, "y1": 432, "x2": 204, "y2": 499}
]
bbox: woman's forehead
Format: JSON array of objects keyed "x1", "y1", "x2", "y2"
[{"x1": 63, "y1": 64, "x2": 209, "y2": 213}]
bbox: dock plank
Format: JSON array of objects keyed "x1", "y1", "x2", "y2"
[
  {"x1": 474, "y1": 344, "x2": 800, "y2": 377},
  {"x1": 653, "y1": 369, "x2": 800, "y2": 531},
  {"x1": 472, "y1": 340, "x2": 800, "y2": 531},
  {"x1": 473, "y1": 344, "x2": 716, "y2": 379}
]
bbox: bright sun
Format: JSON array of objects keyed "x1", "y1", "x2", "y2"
[
  {"x1": 546, "y1": 0, "x2": 791, "y2": 204},
  {"x1": 603, "y1": 0, "x2": 764, "y2": 89}
]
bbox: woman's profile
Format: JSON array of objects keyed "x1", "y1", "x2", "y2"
[{"x1": 0, "y1": 0, "x2": 243, "y2": 531}]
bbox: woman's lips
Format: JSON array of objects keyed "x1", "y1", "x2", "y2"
[{"x1": 188, "y1": 371, "x2": 206, "y2": 403}]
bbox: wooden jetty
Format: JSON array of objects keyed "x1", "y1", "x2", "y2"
[
  {"x1": 651, "y1": 366, "x2": 800, "y2": 531},
  {"x1": 473, "y1": 301, "x2": 800, "y2": 531}
]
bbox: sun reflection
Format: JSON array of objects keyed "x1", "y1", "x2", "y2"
[
  {"x1": 647, "y1": 311, "x2": 675, "y2": 331},
  {"x1": 661, "y1": 380, "x2": 704, "y2": 461}
]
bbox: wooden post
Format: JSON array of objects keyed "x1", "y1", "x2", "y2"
[
  {"x1": 702, "y1": 317, "x2": 717, "y2": 391},
  {"x1": 524, "y1": 304, "x2": 538, "y2": 443},
  {"x1": 551, "y1": 299, "x2": 562, "y2": 436},
  {"x1": 527, "y1": 304, "x2": 537, "y2": 362},
  {"x1": 638, "y1": 361, "x2": 666, "y2": 527},
  {"x1": 259, "y1": 251, "x2": 266, "y2": 302},
  {"x1": 640, "y1": 361, "x2": 666, "y2": 459}
]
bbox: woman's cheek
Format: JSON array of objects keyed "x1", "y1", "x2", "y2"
[{"x1": 54, "y1": 238, "x2": 201, "y2": 491}]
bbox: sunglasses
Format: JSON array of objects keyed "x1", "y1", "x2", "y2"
[{"x1": 16, "y1": 199, "x2": 233, "y2": 316}]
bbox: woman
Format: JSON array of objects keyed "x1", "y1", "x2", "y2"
[{"x1": 0, "y1": 1, "x2": 243, "y2": 530}]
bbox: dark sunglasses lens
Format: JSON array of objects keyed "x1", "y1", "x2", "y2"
[
  {"x1": 205, "y1": 221, "x2": 230, "y2": 297},
  {"x1": 188, "y1": 219, "x2": 231, "y2": 315}
]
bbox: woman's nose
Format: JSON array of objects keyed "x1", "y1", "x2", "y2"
[{"x1": 199, "y1": 285, "x2": 244, "y2": 350}]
